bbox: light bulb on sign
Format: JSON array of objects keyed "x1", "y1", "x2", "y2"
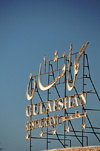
[
  {"x1": 26, "y1": 132, "x2": 30, "y2": 140},
  {"x1": 82, "y1": 122, "x2": 86, "y2": 130},
  {"x1": 66, "y1": 126, "x2": 70, "y2": 133},
  {"x1": 53, "y1": 129, "x2": 56, "y2": 135},
  {"x1": 40, "y1": 131, "x2": 43, "y2": 138}
]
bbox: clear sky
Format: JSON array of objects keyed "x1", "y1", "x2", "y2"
[{"x1": 0, "y1": 0, "x2": 100, "y2": 151}]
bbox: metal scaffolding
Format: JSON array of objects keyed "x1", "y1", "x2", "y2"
[{"x1": 26, "y1": 45, "x2": 100, "y2": 151}]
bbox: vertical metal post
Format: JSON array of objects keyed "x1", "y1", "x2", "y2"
[
  {"x1": 64, "y1": 56, "x2": 67, "y2": 147},
  {"x1": 30, "y1": 79, "x2": 33, "y2": 151},
  {"x1": 46, "y1": 114, "x2": 48, "y2": 150},
  {"x1": 30, "y1": 108, "x2": 32, "y2": 151},
  {"x1": 82, "y1": 52, "x2": 85, "y2": 146},
  {"x1": 46, "y1": 61, "x2": 50, "y2": 150}
]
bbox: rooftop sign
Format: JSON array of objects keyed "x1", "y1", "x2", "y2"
[{"x1": 25, "y1": 42, "x2": 89, "y2": 140}]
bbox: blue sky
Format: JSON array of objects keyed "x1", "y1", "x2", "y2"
[{"x1": 0, "y1": 0, "x2": 100, "y2": 151}]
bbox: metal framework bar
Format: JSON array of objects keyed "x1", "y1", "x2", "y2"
[
  {"x1": 36, "y1": 89, "x2": 65, "y2": 148},
  {"x1": 29, "y1": 79, "x2": 33, "y2": 151},
  {"x1": 64, "y1": 56, "x2": 67, "y2": 147},
  {"x1": 31, "y1": 136, "x2": 70, "y2": 141},
  {"x1": 69, "y1": 130, "x2": 100, "y2": 135},
  {"x1": 48, "y1": 133, "x2": 88, "y2": 146},
  {"x1": 85, "y1": 54, "x2": 100, "y2": 101},
  {"x1": 86, "y1": 127, "x2": 100, "y2": 129},
  {"x1": 50, "y1": 63, "x2": 82, "y2": 146},
  {"x1": 46, "y1": 61, "x2": 50, "y2": 150},
  {"x1": 27, "y1": 50, "x2": 100, "y2": 150},
  {"x1": 82, "y1": 52, "x2": 85, "y2": 146},
  {"x1": 84, "y1": 108, "x2": 100, "y2": 111}
]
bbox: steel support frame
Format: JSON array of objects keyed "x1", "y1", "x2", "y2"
[{"x1": 28, "y1": 51, "x2": 100, "y2": 151}]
